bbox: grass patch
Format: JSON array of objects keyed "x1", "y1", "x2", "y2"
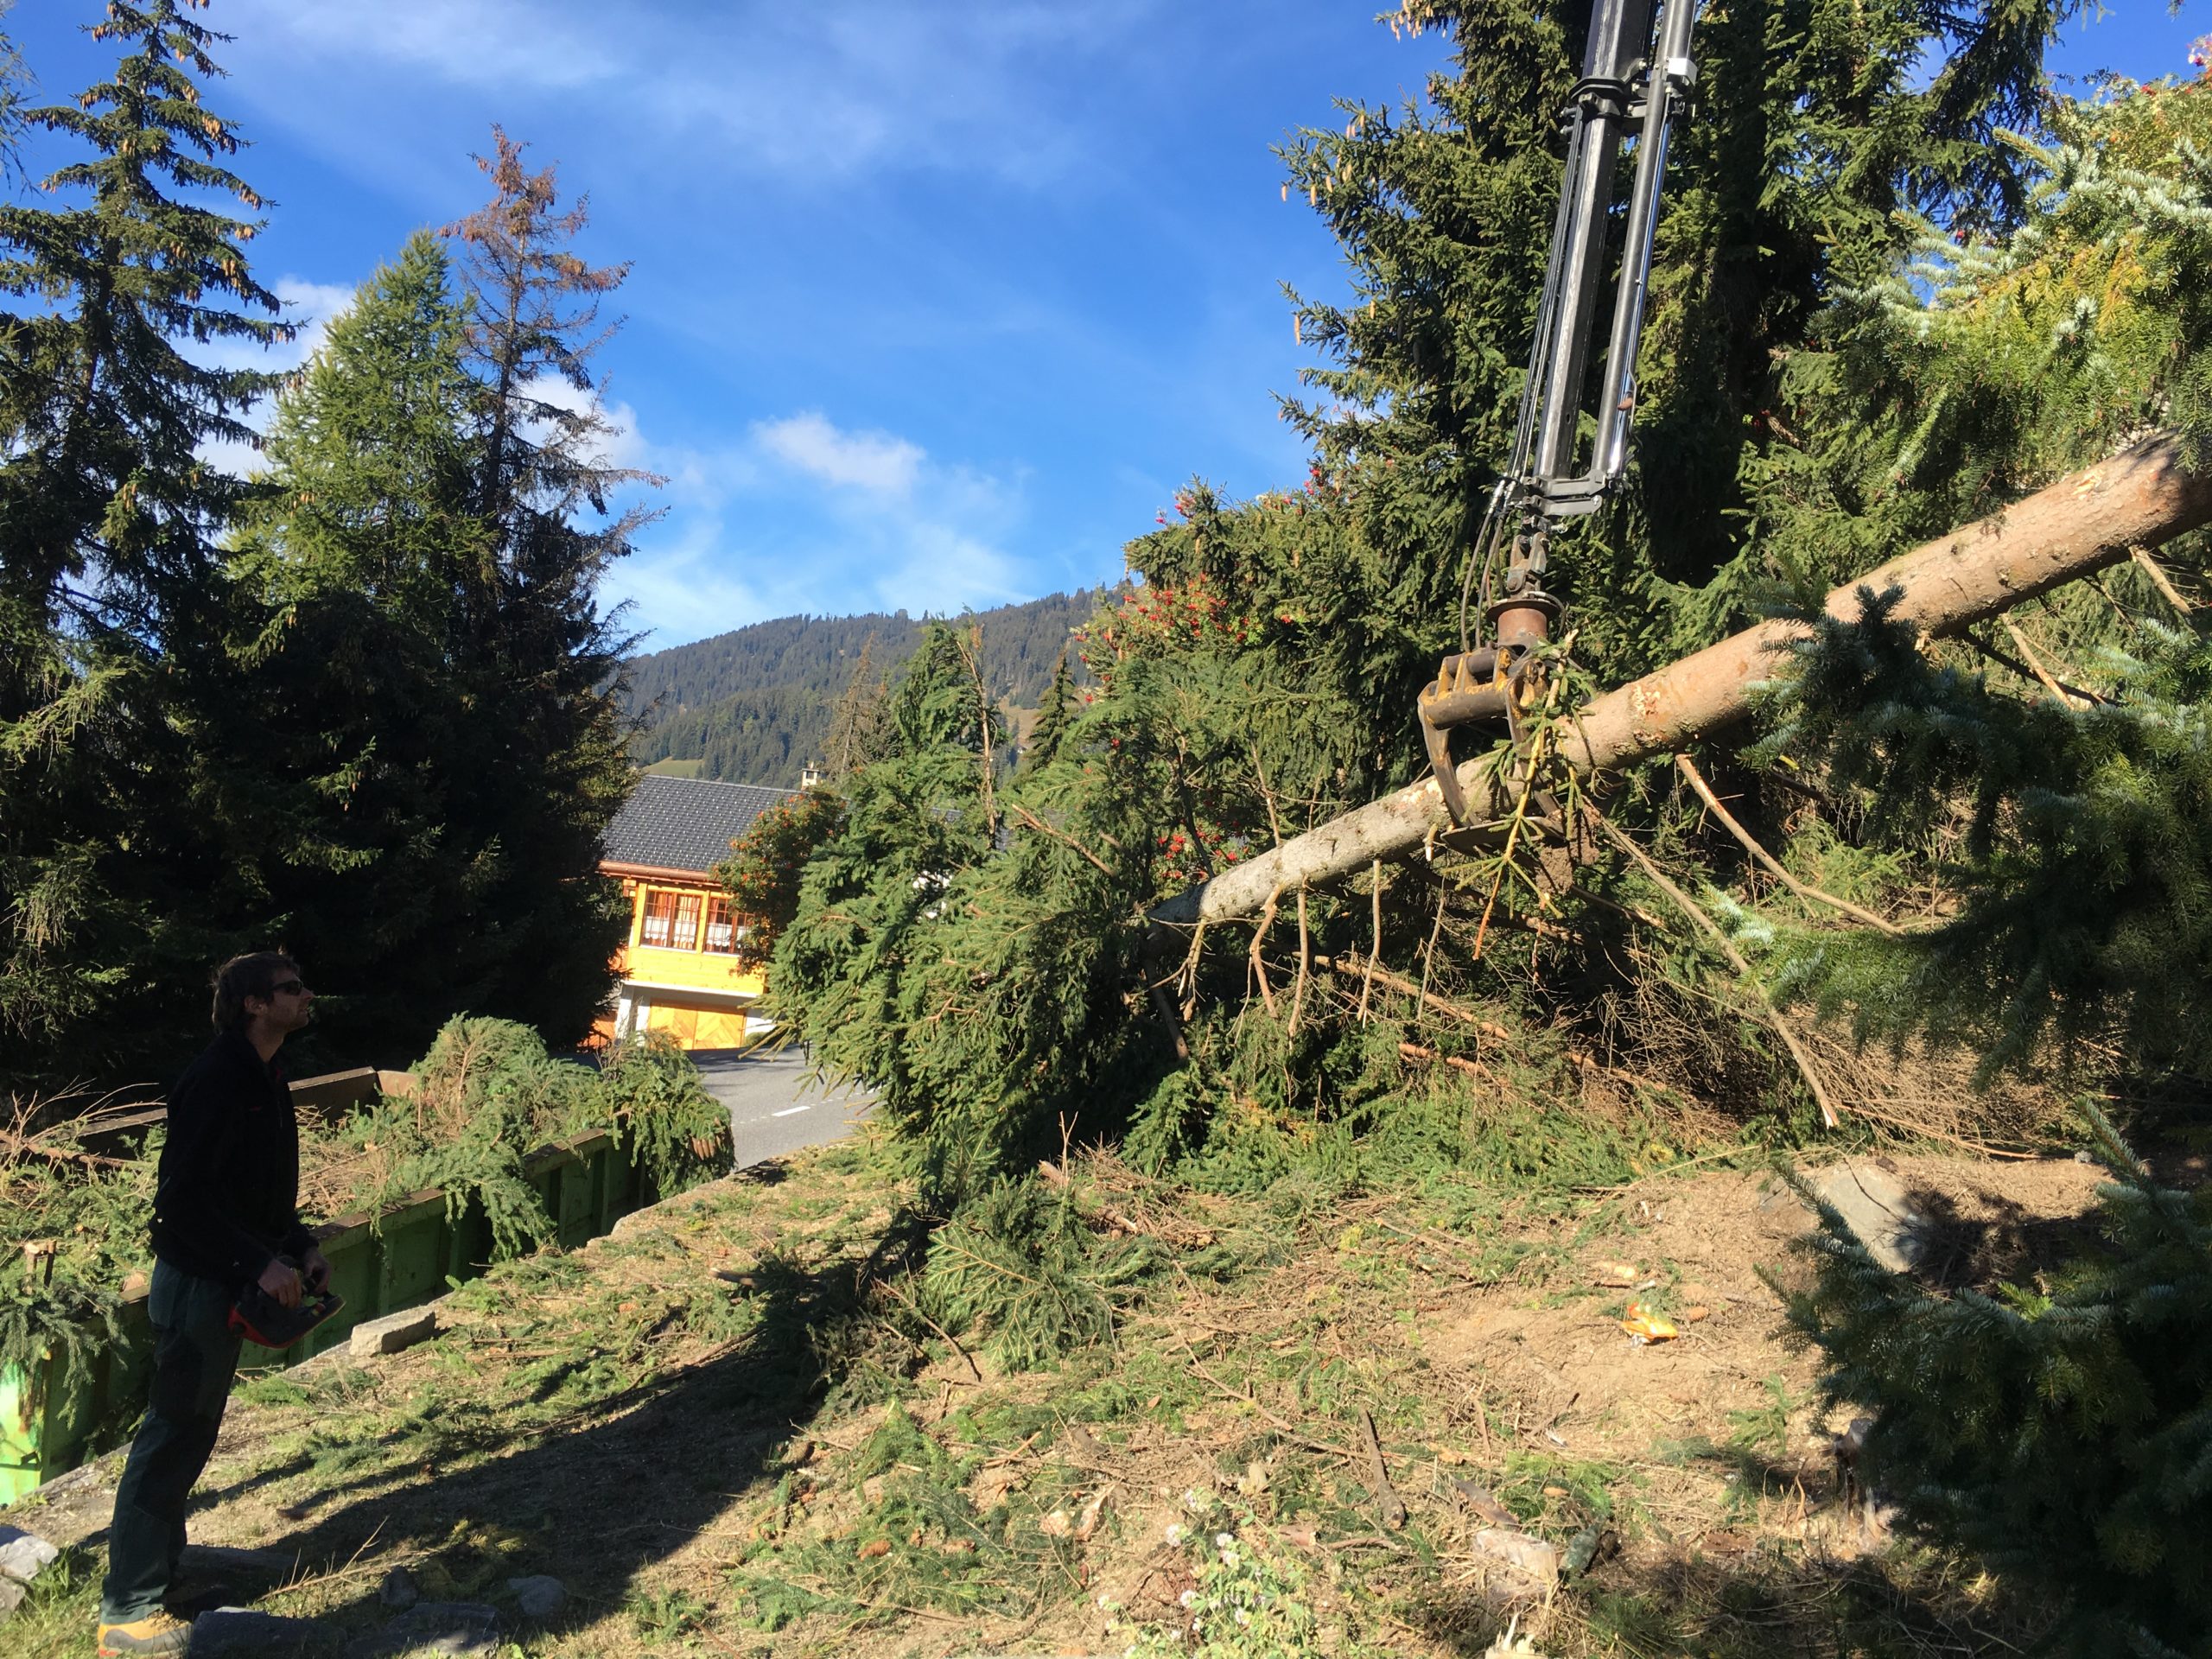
[{"x1": 0, "y1": 1120, "x2": 2071, "y2": 1659}]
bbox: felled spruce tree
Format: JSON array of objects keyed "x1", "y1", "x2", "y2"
[
  {"x1": 759, "y1": 0, "x2": 2088, "y2": 1201},
  {"x1": 764, "y1": 621, "x2": 1139, "y2": 1203},
  {"x1": 1742, "y1": 75, "x2": 2212, "y2": 1078}
]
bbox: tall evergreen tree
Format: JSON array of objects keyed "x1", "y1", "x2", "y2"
[
  {"x1": 424, "y1": 128, "x2": 653, "y2": 1043},
  {"x1": 825, "y1": 632, "x2": 891, "y2": 782},
  {"x1": 1022, "y1": 648, "x2": 1073, "y2": 772},
  {"x1": 0, "y1": 0, "x2": 287, "y2": 1077},
  {"x1": 194, "y1": 234, "x2": 519, "y2": 1059}
]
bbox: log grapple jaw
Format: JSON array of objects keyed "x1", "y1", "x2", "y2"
[{"x1": 1424, "y1": 0, "x2": 1702, "y2": 822}]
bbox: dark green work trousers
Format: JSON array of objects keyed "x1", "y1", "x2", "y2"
[{"x1": 101, "y1": 1262, "x2": 242, "y2": 1623}]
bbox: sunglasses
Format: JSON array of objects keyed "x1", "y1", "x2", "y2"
[{"x1": 270, "y1": 979, "x2": 309, "y2": 996}]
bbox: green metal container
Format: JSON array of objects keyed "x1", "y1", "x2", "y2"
[{"x1": 0, "y1": 1123, "x2": 651, "y2": 1506}]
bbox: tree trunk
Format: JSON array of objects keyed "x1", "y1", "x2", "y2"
[{"x1": 1152, "y1": 434, "x2": 2212, "y2": 926}]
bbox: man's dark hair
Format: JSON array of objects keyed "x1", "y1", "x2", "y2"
[{"x1": 211, "y1": 951, "x2": 300, "y2": 1032}]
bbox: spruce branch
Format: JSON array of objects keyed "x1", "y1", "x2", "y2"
[
  {"x1": 1586, "y1": 807, "x2": 1843, "y2": 1131},
  {"x1": 1675, "y1": 753, "x2": 1904, "y2": 935},
  {"x1": 1309, "y1": 953, "x2": 1514, "y2": 1046},
  {"x1": 1359, "y1": 860, "x2": 1381, "y2": 1025},
  {"x1": 2000, "y1": 620, "x2": 2099, "y2": 708},
  {"x1": 2132, "y1": 546, "x2": 2194, "y2": 613},
  {"x1": 1249, "y1": 886, "x2": 1282, "y2": 1020},
  {"x1": 1008, "y1": 804, "x2": 1113, "y2": 880}
]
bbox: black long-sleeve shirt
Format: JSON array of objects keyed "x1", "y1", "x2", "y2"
[{"x1": 149, "y1": 1028, "x2": 315, "y2": 1287}]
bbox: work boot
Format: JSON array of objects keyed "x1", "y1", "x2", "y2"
[{"x1": 98, "y1": 1610, "x2": 194, "y2": 1656}]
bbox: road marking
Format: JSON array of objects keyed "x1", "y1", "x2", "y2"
[{"x1": 772, "y1": 1105, "x2": 811, "y2": 1118}]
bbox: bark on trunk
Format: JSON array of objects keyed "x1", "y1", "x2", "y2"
[{"x1": 1152, "y1": 434, "x2": 2212, "y2": 927}]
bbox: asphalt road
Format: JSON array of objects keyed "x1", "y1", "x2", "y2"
[{"x1": 690, "y1": 1046, "x2": 874, "y2": 1169}]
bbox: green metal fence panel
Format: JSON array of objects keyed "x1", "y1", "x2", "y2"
[
  {"x1": 377, "y1": 1195, "x2": 450, "y2": 1313},
  {"x1": 1, "y1": 1128, "x2": 646, "y2": 1505}
]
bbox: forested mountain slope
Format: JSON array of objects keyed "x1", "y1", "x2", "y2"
[{"x1": 624, "y1": 588, "x2": 1107, "y2": 785}]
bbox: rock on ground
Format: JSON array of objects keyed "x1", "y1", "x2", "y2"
[
  {"x1": 1806, "y1": 1161, "x2": 1929, "y2": 1273},
  {"x1": 349, "y1": 1307, "x2": 438, "y2": 1359},
  {"x1": 0, "y1": 1524, "x2": 60, "y2": 1582},
  {"x1": 506, "y1": 1574, "x2": 567, "y2": 1619}
]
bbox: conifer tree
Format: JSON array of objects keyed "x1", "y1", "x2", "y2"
[
  {"x1": 200, "y1": 233, "x2": 513, "y2": 1058},
  {"x1": 0, "y1": 0, "x2": 288, "y2": 1075},
  {"x1": 429, "y1": 129, "x2": 653, "y2": 1042},
  {"x1": 1022, "y1": 648, "x2": 1073, "y2": 772},
  {"x1": 442, "y1": 127, "x2": 658, "y2": 613},
  {"x1": 760, "y1": 0, "x2": 2125, "y2": 1194},
  {"x1": 825, "y1": 632, "x2": 891, "y2": 782}
]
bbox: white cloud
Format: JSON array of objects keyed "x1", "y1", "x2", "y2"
[
  {"x1": 246, "y1": 0, "x2": 617, "y2": 94},
  {"x1": 753, "y1": 411, "x2": 922, "y2": 496},
  {"x1": 225, "y1": 0, "x2": 1152, "y2": 186},
  {"x1": 518, "y1": 375, "x2": 661, "y2": 477},
  {"x1": 605, "y1": 408, "x2": 1027, "y2": 645},
  {"x1": 600, "y1": 518, "x2": 771, "y2": 647},
  {"x1": 273, "y1": 278, "x2": 359, "y2": 368}
]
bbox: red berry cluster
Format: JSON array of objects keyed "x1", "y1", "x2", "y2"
[
  {"x1": 1154, "y1": 823, "x2": 1242, "y2": 887},
  {"x1": 1073, "y1": 575, "x2": 1256, "y2": 678}
]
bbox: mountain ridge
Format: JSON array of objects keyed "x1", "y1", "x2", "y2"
[{"x1": 622, "y1": 588, "x2": 1110, "y2": 787}]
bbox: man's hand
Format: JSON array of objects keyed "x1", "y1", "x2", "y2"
[
  {"x1": 302, "y1": 1247, "x2": 332, "y2": 1295},
  {"x1": 257, "y1": 1256, "x2": 303, "y2": 1309}
]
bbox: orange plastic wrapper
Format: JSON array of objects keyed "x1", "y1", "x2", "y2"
[{"x1": 1620, "y1": 1301, "x2": 1679, "y2": 1344}]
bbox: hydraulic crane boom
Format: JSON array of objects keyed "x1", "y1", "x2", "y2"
[{"x1": 1419, "y1": 0, "x2": 1703, "y2": 823}]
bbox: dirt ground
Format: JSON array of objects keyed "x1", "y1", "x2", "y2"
[{"x1": 3, "y1": 1137, "x2": 2112, "y2": 1658}]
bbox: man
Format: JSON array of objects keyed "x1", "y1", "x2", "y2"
[{"x1": 98, "y1": 953, "x2": 330, "y2": 1658}]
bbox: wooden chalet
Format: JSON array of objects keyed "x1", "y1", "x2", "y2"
[{"x1": 594, "y1": 774, "x2": 794, "y2": 1050}]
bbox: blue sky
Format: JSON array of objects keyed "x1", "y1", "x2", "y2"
[{"x1": 8, "y1": 2, "x2": 2202, "y2": 649}]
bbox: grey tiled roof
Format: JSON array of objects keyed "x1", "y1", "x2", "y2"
[{"x1": 601, "y1": 775, "x2": 797, "y2": 874}]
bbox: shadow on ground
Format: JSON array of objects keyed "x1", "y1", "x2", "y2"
[
  {"x1": 1899, "y1": 1180, "x2": 2106, "y2": 1291},
  {"x1": 174, "y1": 1198, "x2": 931, "y2": 1653}
]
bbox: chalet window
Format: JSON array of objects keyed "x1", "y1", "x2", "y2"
[
  {"x1": 640, "y1": 889, "x2": 703, "y2": 950},
  {"x1": 703, "y1": 897, "x2": 741, "y2": 955}
]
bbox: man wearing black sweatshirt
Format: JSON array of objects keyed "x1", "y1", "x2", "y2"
[{"x1": 98, "y1": 953, "x2": 329, "y2": 1659}]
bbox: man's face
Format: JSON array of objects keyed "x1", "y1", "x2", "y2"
[{"x1": 251, "y1": 973, "x2": 315, "y2": 1034}]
